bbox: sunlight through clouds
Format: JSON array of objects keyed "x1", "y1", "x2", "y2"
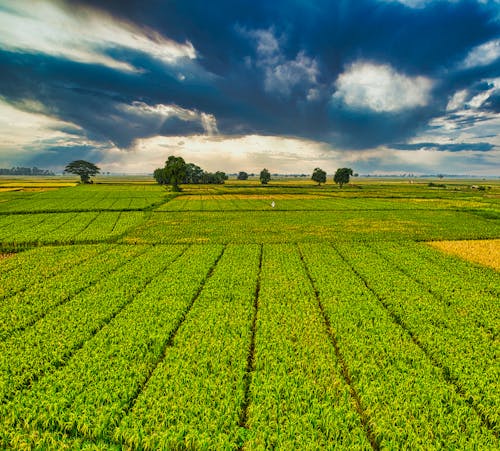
[{"x1": 0, "y1": 0, "x2": 196, "y2": 72}]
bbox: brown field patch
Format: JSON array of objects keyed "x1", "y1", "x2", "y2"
[
  {"x1": 0, "y1": 253, "x2": 15, "y2": 260},
  {"x1": 428, "y1": 239, "x2": 500, "y2": 271}
]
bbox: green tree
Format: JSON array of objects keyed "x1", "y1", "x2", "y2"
[
  {"x1": 64, "y1": 160, "x2": 100, "y2": 184},
  {"x1": 154, "y1": 156, "x2": 187, "y2": 191},
  {"x1": 333, "y1": 167, "x2": 353, "y2": 188},
  {"x1": 184, "y1": 163, "x2": 204, "y2": 184},
  {"x1": 237, "y1": 171, "x2": 249, "y2": 180},
  {"x1": 259, "y1": 168, "x2": 271, "y2": 185},
  {"x1": 311, "y1": 167, "x2": 326, "y2": 185},
  {"x1": 202, "y1": 171, "x2": 228, "y2": 184}
]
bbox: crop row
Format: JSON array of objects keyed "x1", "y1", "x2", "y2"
[
  {"x1": 300, "y1": 243, "x2": 496, "y2": 447},
  {"x1": 0, "y1": 211, "x2": 144, "y2": 245},
  {"x1": 129, "y1": 209, "x2": 500, "y2": 244},
  {"x1": 0, "y1": 244, "x2": 226, "y2": 448},
  {"x1": 368, "y1": 240, "x2": 499, "y2": 338},
  {"x1": 157, "y1": 195, "x2": 488, "y2": 212},
  {"x1": 0, "y1": 244, "x2": 144, "y2": 341},
  {"x1": 0, "y1": 245, "x2": 185, "y2": 401},
  {"x1": 0, "y1": 242, "x2": 497, "y2": 448},
  {"x1": 116, "y1": 244, "x2": 258, "y2": 449},
  {"x1": 0, "y1": 244, "x2": 105, "y2": 299},
  {"x1": 335, "y1": 241, "x2": 499, "y2": 433},
  {"x1": 0, "y1": 185, "x2": 166, "y2": 213},
  {"x1": 244, "y1": 244, "x2": 370, "y2": 449}
]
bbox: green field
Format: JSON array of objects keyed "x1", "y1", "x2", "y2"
[{"x1": 0, "y1": 177, "x2": 499, "y2": 449}]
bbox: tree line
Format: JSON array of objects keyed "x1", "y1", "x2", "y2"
[
  {"x1": 154, "y1": 156, "x2": 228, "y2": 191},
  {"x1": 154, "y1": 156, "x2": 355, "y2": 190},
  {"x1": 0, "y1": 167, "x2": 54, "y2": 176},
  {"x1": 61, "y1": 157, "x2": 356, "y2": 189}
]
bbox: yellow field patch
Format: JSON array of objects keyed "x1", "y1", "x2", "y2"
[{"x1": 428, "y1": 239, "x2": 500, "y2": 271}]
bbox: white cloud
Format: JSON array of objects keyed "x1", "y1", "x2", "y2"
[
  {"x1": 120, "y1": 101, "x2": 218, "y2": 136},
  {"x1": 264, "y1": 51, "x2": 319, "y2": 97},
  {"x1": 200, "y1": 113, "x2": 219, "y2": 136},
  {"x1": 0, "y1": 1, "x2": 196, "y2": 72},
  {"x1": 245, "y1": 28, "x2": 320, "y2": 99},
  {"x1": 462, "y1": 39, "x2": 500, "y2": 68},
  {"x1": 380, "y1": 0, "x2": 460, "y2": 8},
  {"x1": 333, "y1": 62, "x2": 434, "y2": 112},
  {"x1": 0, "y1": 100, "x2": 82, "y2": 164},
  {"x1": 446, "y1": 89, "x2": 469, "y2": 111}
]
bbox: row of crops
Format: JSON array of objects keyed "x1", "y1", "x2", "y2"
[
  {"x1": 0, "y1": 242, "x2": 497, "y2": 449},
  {"x1": 0, "y1": 185, "x2": 167, "y2": 213},
  {"x1": 1, "y1": 209, "x2": 497, "y2": 247},
  {"x1": 0, "y1": 211, "x2": 144, "y2": 246},
  {"x1": 130, "y1": 209, "x2": 500, "y2": 243},
  {"x1": 157, "y1": 194, "x2": 493, "y2": 212}
]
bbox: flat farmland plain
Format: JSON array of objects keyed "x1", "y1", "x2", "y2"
[{"x1": 0, "y1": 178, "x2": 498, "y2": 450}]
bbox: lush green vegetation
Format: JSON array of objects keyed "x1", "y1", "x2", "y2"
[{"x1": 0, "y1": 176, "x2": 498, "y2": 449}]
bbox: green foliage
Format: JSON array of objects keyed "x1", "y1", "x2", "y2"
[
  {"x1": 64, "y1": 160, "x2": 100, "y2": 184},
  {"x1": 202, "y1": 171, "x2": 228, "y2": 184},
  {"x1": 237, "y1": 171, "x2": 249, "y2": 180},
  {"x1": 259, "y1": 168, "x2": 271, "y2": 184},
  {"x1": 154, "y1": 156, "x2": 187, "y2": 191},
  {"x1": 333, "y1": 167, "x2": 353, "y2": 188},
  {"x1": 0, "y1": 179, "x2": 498, "y2": 449},
  {"x1": 183, "y1": 163, "x2": 204, "y2": 184},
  {"x1": 311, "y1": 167, "x2": 326, "y2": 185}
]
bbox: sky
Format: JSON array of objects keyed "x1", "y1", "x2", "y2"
[{"x1": 0, "y1": 0, "x2": 499, "y2": 175}]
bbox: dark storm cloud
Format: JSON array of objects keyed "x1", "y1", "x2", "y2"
[
  {"x1": 389, "y1": 142, "x2": 496, "y2": 152},
  {"x1": 1, "y1": 0, "x2": 499, "y2": 150}
]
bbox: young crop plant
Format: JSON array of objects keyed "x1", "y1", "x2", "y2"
[
  {"x1": 0, "y1": 245, "x2": 103, "y2": 299},
  {"x1": 243, "y1": 244, "x2": 370, "y2": 449},
  {"x1": 0, "y1": 245, "x2": 181, "y2": 402},
  {"x1": 0, "y1": 244, "x2": 141, "y2": 341},
  {"x1": 335, "y1": 241, "x2": 500, "y2": 435},
  {"x1": 0, "y1": 245, "x2": 230, "y2": 447},
  {"x1": 116, "y1": 244, "x2": 259, "y2": 449},
  {"x1": 299, "y1": 242, "x2": 498, "y2": 448}
]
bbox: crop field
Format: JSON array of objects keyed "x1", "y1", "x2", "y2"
[{"x1": 0, "y1": 177, "x2": 498, "y2": 449}]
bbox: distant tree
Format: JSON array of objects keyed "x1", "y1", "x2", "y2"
[
  {"x1": 202, "y1": 171, "x2": 228, "y2": 184},
  {"x1": 333, "y1": 167, "x2": 353, "y2": 188},
  {"x1": 259, "y1": 168, "x2": 271, "y2": 185},
  {"x1": 184, "y1": 163, "x2": 204, "y2": 184},
  {"x1": 237, "y1": 171, "x2": 249, "y2": 180},
  {"x1": 64, "y1": 160, "x2": 100, "y2": 184},
  {"x1": 154, "y1": 156, "x2": 187, "y2": 191},
  {"x1": 311, "y1": 167, "x2": 327, "y2": 185}
]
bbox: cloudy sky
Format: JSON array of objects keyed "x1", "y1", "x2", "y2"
[{"x1": 0, "y1": 0, "x2": 499, "y2": 175}]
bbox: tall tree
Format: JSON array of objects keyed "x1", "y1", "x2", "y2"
[
  {"x1": 259, "y1": 168, "x2": 271, "y2": 185},
  {"x1": 64, "y1": 160, "x2": 100, "y2": 184},
  {"x1": 333, "y1": 167, "x2": 353, "y2": 188},
  {"x1": 237, "y1": 171, "x2": 249, "y2": 180},
  {"x1": 154, "y1": 156, "x2": 187, "y2": 191},
  {"x1": 311, "y1": 167, "x2": 326, "y2": 185}
]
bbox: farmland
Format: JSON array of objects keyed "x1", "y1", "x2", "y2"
[{"x1": 0, "y1": 177, "x2": 499, "y2": 449}]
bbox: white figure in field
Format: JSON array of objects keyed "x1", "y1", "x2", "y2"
[{"x1": 271, "y1": 201, "x2": 275, "y2": 208}]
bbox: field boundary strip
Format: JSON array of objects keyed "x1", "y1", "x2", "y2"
[{"x1": 238, "y1": 244, "x2": 263, "y2": 433}]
